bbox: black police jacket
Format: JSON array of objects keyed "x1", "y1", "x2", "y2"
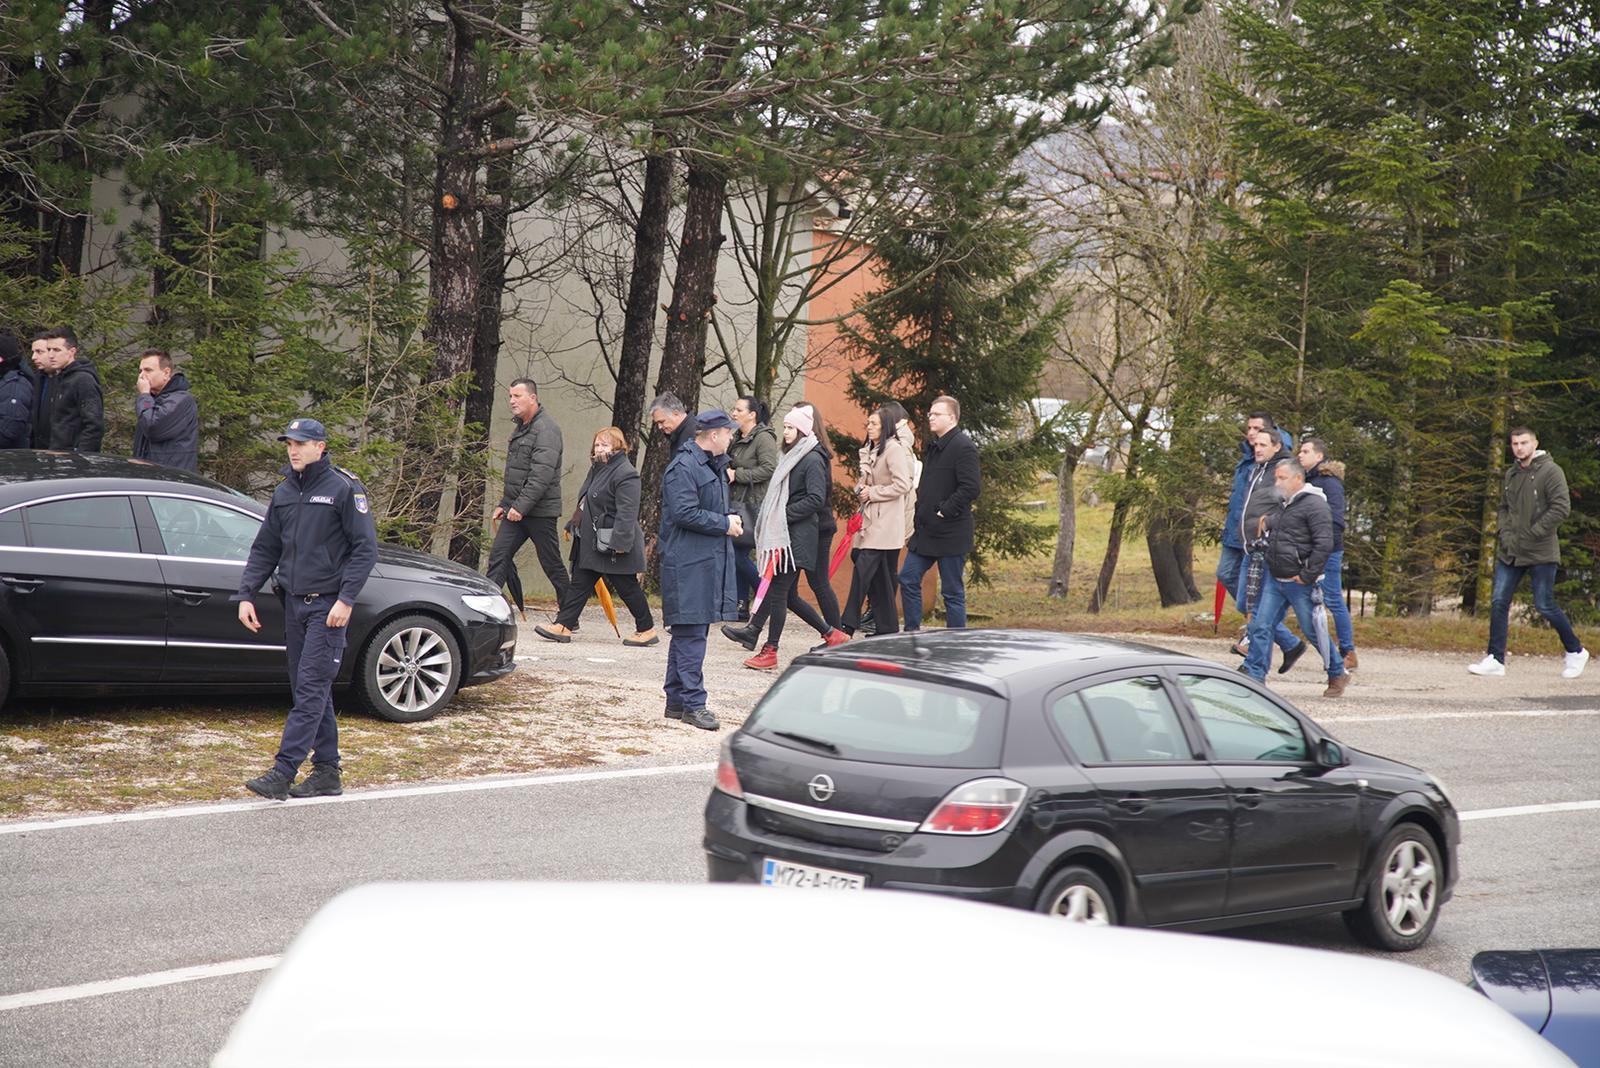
[{"x1": 233, "y1": 456, "x2": 378, "y2": 603}]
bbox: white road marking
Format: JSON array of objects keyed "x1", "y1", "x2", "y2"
[
  {"x1": 0, "y1": 956, "x2": 280, "y2": 1012},
  {"x1": 1321, "y1": 707, "x2": 1599, "y2": 723},
  {"x1": 0, "y1": 763, "x2": 716, "y2": 837},
  {"x1": 585, "y1": 657, "x2": 617, "y2": 664},
  {"x1": 1460, "y1": 799, "x2": 1600, "y2": 822}
]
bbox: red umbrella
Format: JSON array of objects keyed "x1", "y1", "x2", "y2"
[
  {"x1": 829, "y1": 513, "x2": 864, "y2": 579},
  {"x1": 1212, "y1": 578, "x2": 1226, "y2": 635}
]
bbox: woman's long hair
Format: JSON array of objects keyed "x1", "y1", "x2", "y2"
[
  {"x1": 738, "y1": 394, "x2": 770, "y2": 427},
  {"x1": 795, "y1": 401, "x2": 831, "y2": 460},
  {"x1": 872, "y1": 401, "x2": 907, "y2": 459}
]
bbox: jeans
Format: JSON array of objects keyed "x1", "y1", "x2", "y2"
[
  {"x1": 486, "y1": 514, "x2": 571, "y2": 606},
  {"x1": 664, "y1": 624, "x2": 709, "y2": 711},
  {"x1": 734, "y1": 550, "x2": 759, "y2": 603},
  {"x1": 1319, "y1": 549, "x2": 1355, "y2": 656},
  {"x1": 900, "y1": 550, "x2": 967, "y2": 629},
  {"x1": 1217, "y1": 543, "x2": 1298, "y2": 652},
  {"x1": 1487, "y1": 560, "x2": 1583, "y2": 662},
  {"x1": 556, "y1": 567, "x2": 653, "y2": 631},
  {"x1": 1244, "y1": 577, "x2": 1345, "y2": 681},
  {"x1": 275, "y1": 595, "x2": 348, "y2": 777}
]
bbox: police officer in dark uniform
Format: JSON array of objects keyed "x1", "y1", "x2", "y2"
[{"x1": 235, "y1": 418, "x2": 378, "y2": 800}]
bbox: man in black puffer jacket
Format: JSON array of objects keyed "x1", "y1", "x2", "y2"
[
  {"x1": 133, "y1": 349, "x2": 200, "y2": 471},
  {"x1": 1242, "y1": 460, "x2": 1349, "y2": 698},
  {"x1": 485, "y1": 378, "x2": 569, "y2": 608},
  {"x1": 30, "y1": 326, "x2": 103, "y2": 452}
]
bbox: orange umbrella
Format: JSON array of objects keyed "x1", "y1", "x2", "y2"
[{"x1": 594, "y1": 577, "x2": 621, "y2": 638}]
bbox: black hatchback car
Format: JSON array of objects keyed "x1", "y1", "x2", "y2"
[
  {"x1": 705, "y1": 630, "x2": 1459, "y2": 950},
  {"x1": 0, "y1": 451, "x2": 517, "y2": 721}
]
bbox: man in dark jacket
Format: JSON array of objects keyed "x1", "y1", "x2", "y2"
[
  {"x1": 0, "y1": 333, "x2": 33, "y2": 449},
  {"x1": 659, "y1": 411, "x2": 742, "y2": 731},
  {"x1": 485, "y1": 378, "x2": 570, "y2": 609},
  {"x1": 1299, "y1": 439, "x2": 1358, "y2": 671},
  {"x1": 1243, "y1": 461, "x2": 1349, "y2": 697},
  {"x1": 234, "y1": 418, "x2": 378, "y2": 800},
  {"x1": 1219, "y1": 412, "x2": 1294, "y2": 618},
  {"x1": 650, "y1": 391, "x2": 697, "y2": 455},
  {"x1": 1469, "y1": 427, "x2": 1588, "y2": 679},
  {"x1": 1236, "y1": 428, "x2": 1306, "y2": 669},
  {"x1": 30, "y1": 326, "x2": 103, "y2": 452},
  {"x1": 133, "y1": 349, "x2": 200, "y2": 471},
  {"x1": 900, "y1": 395, "x2": 981, "y2": 630}
]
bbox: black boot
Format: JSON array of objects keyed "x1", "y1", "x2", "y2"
[
  {"x1": 736, "y1": 599, "x2": 750, "y2": 622},
  {"x1": 288, "y1": 764, "x2": 343, "y2": 798},
  {"x1": 1277, "y1": 640, "x2": 1308, "y2": 674},
  {"x1": 245, "y1": 768, "x2": 293, "y2": 801},
  {"x1": 720, "y1": 623, "x2": 760, "y2": 651}
]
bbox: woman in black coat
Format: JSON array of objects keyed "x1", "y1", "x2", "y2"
[{"x1": 536, "y1": 426, "x2": 657, "y2": 646}]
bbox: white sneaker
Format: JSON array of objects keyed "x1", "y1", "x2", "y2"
[
  {"x1": 1467, "y1": 655, "x2": 1506, "y2": 677},
  {"x1": 1563, "y1": 648, "x2": 1590, "y2": 679}
]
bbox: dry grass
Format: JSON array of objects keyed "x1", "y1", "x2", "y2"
[{"x1": 972, "y1": 497, "x2": 1598, "y2": 657}]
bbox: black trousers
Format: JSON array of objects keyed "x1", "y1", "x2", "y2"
[
  {"x1": 842, "y1": 547, "x2": 900, "y2": 635},
  {"x1": 486, "y1": 514, "x2": 570, "y2": 606},
  {"x1": 557, "y1": 567, "x2": 653, "y2": 631},
  {"x1": 809, "y1": 529, "x2": 843, "y2": 630}
]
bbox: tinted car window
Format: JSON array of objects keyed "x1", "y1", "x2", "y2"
[
  {"x1": 0, "y1": 510, "x2": 23, "y2": 546},
  {"x1": 149, "y1": 497, "x2": 260, "y2": 562},
  {"x1": 1064, "y1": 676, "x2": 1190, "y2": 763},
  {"x1": 25, "y1": 496, "x2": 138, "y2": 553},
  {"x1": 1181, "y1": 674, "x2": 1308, "y2": 762},
  {"x1": 746, "y1": 667, "x2": 1004, "y2": 768}
]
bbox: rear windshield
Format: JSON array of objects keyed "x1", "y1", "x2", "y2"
[{"x1": 746, "y1": 667, "x2": 1005, "y2": 768}]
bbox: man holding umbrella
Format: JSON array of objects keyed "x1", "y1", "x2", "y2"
[{"x1": 1241, "y1": 460, "x2": 1349, "y2": 697}]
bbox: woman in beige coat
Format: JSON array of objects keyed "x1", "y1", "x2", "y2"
[{"x1": 841, "y1": 402, "x2": 914, "y2": 635}]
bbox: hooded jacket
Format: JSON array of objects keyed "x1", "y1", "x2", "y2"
[
  {"x1": 1239, "y1": 442, "x2": 1291, "y2": 548},
  {"x1": 133, "y1": 371, "x2": 200, "y2": 471},
  {"x1": 727, "y1": 423, "x2": 778, "y2": 516},
  {"x1": 1264, "y1": 484, "x2": 1333, "y2": 584},
  {"x1": 855, "y1": 429, "x2": 915, "y2": 551},
  {"x1": 1223, "y1": 428, "x2": 1295, "y2": 549},
  {"x1": 0, "y1": 361, "x2": 33, "y2": 449},
  {"x1": 1304, "y1": 459, "x2": 1346, "y2": 552},
  {"x1": 1497, "y1": 451, "x2": 1569, "y2": 566},
  {"x1": 38, "y1": 356, "x2": 104, "y2": 452}
]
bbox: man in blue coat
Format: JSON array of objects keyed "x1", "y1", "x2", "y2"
[
  {"x1": 659, "y1": 410, "x2": 741, "y2": 731},
  {"x1": 1220, "y1": 411, "x2": 1298, "y2": 660},
  {"x1": 0, "y1": 334, "x2": 33, "y2": 449}
]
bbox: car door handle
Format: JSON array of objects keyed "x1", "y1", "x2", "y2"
[
  {"x1": 169, "y1": 588, "x2": 212, "y2": 604},
  {"x1": 1114, "y1": 794, "x2": 1149, "y2": 814},
  {"x1": 1235, "y1": 788, "x2": 1263, "y2": 809},
  {"x1": 1, "y1": 575, "x2": 43, "y2": 593}
]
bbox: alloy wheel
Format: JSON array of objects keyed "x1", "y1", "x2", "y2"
[
  {"x1": 1379, "y1": 838, "x2": 1438, "y2": 936},
  {"x1": 1048, "y1": 884, "x2": 1112, "y2": 925},
  {"x1": 375, "y1": 626, "x2": 454, "y2": 714}
]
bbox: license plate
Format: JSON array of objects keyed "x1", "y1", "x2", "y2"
[{"x1": 760, "y1": 857, "x2": 866, "y2": 890}]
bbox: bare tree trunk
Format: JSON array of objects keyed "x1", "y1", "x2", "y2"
[
  {"x1": 1047, "y1": 451, "x2": 1081, "y2": 598},
  {"x1": 1146, "y1": 511, "x2": 1200, "y2": 606},
  {"x1": 1089, "y1": 498, "x2": 1128, "y2": 614},
  {"x1": 611, "y1": 149, "x2": 674, "y2": 457},
  {"x1": 448, "y1": 111, "x2": 515, "y2": 567},
  {"x1": 638, "y1": 159, "x2": 728, "y2": 568}
]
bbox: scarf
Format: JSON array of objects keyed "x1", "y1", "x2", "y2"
[{"x1": 755, "y1": 433, "x2": 818, "y2": 576}]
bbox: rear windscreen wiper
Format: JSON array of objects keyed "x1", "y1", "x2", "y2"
[{"x1": 772, "y1": 730, "x2": 840, "y2": 754}]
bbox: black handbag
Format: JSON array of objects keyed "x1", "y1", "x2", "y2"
[{"x1": 732, "y1": 502, "x2": 756, "y2": 549}]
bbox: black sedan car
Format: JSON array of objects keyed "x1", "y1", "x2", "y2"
[
  {"x1": 0, "y1": 451, "x2": 517, "y2": 721},
  {"x1": 705, "y1": 630, "x2": 1459, "y2": 951}
]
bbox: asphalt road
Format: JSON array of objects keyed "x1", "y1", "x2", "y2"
[{"x1": 2, "y1": 636, "x2": 1597, "y2": 1067}]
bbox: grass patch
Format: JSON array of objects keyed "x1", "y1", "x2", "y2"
[{"x1": 972, "y1": 496, "x2": 1597, "y2": 657}]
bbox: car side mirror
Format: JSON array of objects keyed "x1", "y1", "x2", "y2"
[{"x1": 1316, "y1": 738, "x2": 1346, "y2": 769}]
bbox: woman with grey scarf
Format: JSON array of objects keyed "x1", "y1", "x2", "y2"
[{"x1": 719, "y1": 406, "x2": 845, "y2": 670}]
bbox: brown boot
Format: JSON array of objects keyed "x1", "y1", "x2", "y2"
[
  {"x1": 1323, "y1": 673, "x2": 1350, "y2": 698},
  {"x1": 1343, "y1": 650, "x2": 1359, "y2": 671},
  {"x1": 535, "y1": 623, "x2": 573, "y2": 643},
  {"x1": 623, "y1": 628, "x2": 660, "y2": 647}
]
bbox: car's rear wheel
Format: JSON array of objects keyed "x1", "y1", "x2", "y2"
[
  {"x1": 1344, "y1": 823, "x2": 1442, "y2": 951},
  {"x1": 1035, "y1": 865, "x2": 1118, "y2": 926},
  {"x1": 358, "y1": 615, "x2": 463, "y2": 723}
]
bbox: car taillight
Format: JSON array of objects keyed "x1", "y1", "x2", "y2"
[
  {"x1": 714, "y1": 740, "x2": 743, "y2": 799},
  {"x1": 919, "y1": 778, "x2": 1027, "y2": 835}
]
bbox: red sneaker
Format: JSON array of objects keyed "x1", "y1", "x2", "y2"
[
  {"x1": 822, "y1": 628, "x2": 850, "y2": 647},
  {"x1": 743, "y1": 645, "x2": 778, "y2": 670}
]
